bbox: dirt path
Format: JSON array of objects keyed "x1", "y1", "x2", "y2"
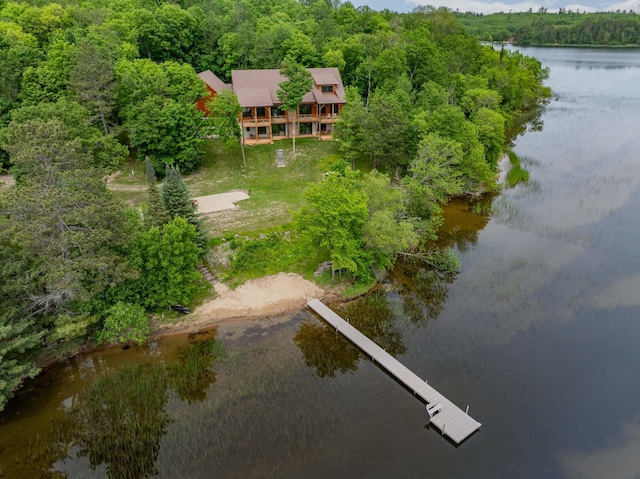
[{"x1": 0, "y1": 174, "x2": 15, "y2": 189}]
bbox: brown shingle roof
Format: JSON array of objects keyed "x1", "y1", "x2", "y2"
[
  {"x1": 197, "y1": 70, "x2": 231, "y2": 93},
  {"x1": 231, "y1": 67, "x2": 345, "y2": 108}
]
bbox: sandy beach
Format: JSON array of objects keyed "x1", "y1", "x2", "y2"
[{"x1": 152, "y1": 272, "x2": 327, "y2": 336}]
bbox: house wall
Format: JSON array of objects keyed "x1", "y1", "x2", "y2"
[{"x1": 196, "y1": 86, "x2": 216, "y2": 115}]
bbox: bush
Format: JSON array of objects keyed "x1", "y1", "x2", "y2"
[{"x1": 97, "y1": 302, "x2": 150, "y2": 345}]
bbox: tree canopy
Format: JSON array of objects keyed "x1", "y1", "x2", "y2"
[{"x1": 0, "y1": 0, "x2": 552, "y2": 411}]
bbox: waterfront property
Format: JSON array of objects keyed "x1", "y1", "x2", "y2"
[
  {"x1": 307, "y1": 299, "x2": 482, "y2": 445},
  {"x1": 197, "y1": 68, "x2": 345, "y2": 145}
]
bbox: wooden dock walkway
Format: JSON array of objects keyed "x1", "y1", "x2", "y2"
[{"x1": 307, "y1": 299, "x2": 481, "y2": 445}]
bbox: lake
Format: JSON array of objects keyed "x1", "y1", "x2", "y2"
[{"x1": 2, "y1": 46, "x2": 640, "y2": 478}]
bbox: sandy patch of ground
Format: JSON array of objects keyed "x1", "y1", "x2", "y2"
[
  {"x1": 203, "y1": 202, "x2": 290, "y2": 231},
  {"x1": 153, "y1": 272, "x2": 325, "y2": 335},
  {"x1": 0, "y1": 174, "x2": 15, "y2": 189},
  {"x1": 193, "y1": 191, "x2": 249, "y2": 213}
]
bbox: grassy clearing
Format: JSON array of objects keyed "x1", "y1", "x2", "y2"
[
  {"x1": 191, "y1": 139, "x2": 337, "y2": 229},
  {"x1": 109, "y1": 139, "x2": 338, "y2": 234},
  {"x1": 105, "y1": 140, "x2": 381, "y2": 293}
]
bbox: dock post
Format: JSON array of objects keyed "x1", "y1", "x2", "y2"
[
  {"x1": 442, "y1": 424, "x2": 446, "y2": 435},
  {"x1": 466, "y1": 405, "x2": 469, "y2": 414}
]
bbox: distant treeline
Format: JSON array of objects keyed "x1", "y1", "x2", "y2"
[{"x1": 456, "y1": 12, "x2": 640, "y2": 45}]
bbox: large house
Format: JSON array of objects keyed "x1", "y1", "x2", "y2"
[{"x1": 197, "y1": 68, "x2": 345, "y2": 145}]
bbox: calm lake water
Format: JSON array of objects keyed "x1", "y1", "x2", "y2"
[{"x1": 2, "y1": 47, "x2": 640, "y2": 478}]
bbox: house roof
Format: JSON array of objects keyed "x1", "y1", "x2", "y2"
[
  {"x1": 230, "y1": 67, "x2": 346, "y2": 108},
  {"x1": 197, "y1": 70, "x2": 231, "y2": 93}
]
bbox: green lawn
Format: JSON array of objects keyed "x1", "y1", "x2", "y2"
[{"x1": 110, "y1": 139, "x2": 339, "y2": 235}]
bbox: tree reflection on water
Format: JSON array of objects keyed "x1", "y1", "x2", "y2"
[
  {"x1": 296, "y1": 193, "x2": 496, "y2": 378},
  {"x1": 71, "y1": 330, "x2": 222, "y2": 479},
  {"x1": 294, "y1": 290, "x2": 405, "y2": 378}
]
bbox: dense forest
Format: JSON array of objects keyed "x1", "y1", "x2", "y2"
[
  {"x1": 0, "y1": 0, "x2": 550, "y2": 410},
  {"x1": 456, "y1": 11, "x2": 640, "y2": 45}
]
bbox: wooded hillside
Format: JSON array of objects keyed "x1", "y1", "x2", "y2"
[
  {"x1": 0, "y1": 0, "x2": 551, "y2": 411},
  {"x1": 456, "y1": 11, "x2": 640, "y2": 45}
]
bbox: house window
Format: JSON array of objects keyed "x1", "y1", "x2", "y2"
[
  {"x1": 272, "y1": 106, "x2": 285, "y2": 117},
  {"x1": 332, "y1": 104, "x2": 340, "y2": 114},
  {"x1": 242, "y1": 108, "x2": 253, "y2": 118},
  {"x1": 256, "y1": 107, "x2": 266, "y2": 118},
  {"x1": 320, "y1": 123, "x2": 333, "y2": 133},
  {"x1": 299, "y1": 104, "x2": 312, "y2": 116},
  {"x1": 272, "y1": 124, "x2": 286, "y2": 136},
  {"x1": 321, "y1": 85, "x2": 334, "y2": 93},
  {"x1": 319, "y1": 104, "x2": 327, "y2": 115},
  {"x1": 299, "y1": 122, "x2": 312, "y2": 135},
  {"x1": 258, "y1": 126, "x2": 267, "y2": 136}
]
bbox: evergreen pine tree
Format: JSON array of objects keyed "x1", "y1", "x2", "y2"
[
  {"x1": 161, "y1": 165, "x2": 207, "y2": 253},
  {"x1": 144, "y1": 157, "x2": 167, "y2": 230}
]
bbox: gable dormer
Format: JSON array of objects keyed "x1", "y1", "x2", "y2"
[{"x1": 319, "y1": 84, "x2": 336, "y2": 94}]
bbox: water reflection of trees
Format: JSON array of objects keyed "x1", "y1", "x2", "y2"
[
  {"x1": 505, "y1": 105, "x2": 546, "y2": 147},
  {"x1": 72, "y1": 330, "x2": 222, "y2": 479},
  {"x1": 395, "y1": 267, "x2": 456, "y2": 324},
  {"x1": 294, "y1": 291, "x2": 405, "y2": 378},
  {"x1": 77, "y1": 363, "x2": 170, "y2": 479},
  {"x1": 295, "y1": 195, "x2": 495, "y2": 377}
]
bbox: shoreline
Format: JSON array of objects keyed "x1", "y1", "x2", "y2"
[{"x1": 150, "y1": 272, "x2": 335, "y2": 338}]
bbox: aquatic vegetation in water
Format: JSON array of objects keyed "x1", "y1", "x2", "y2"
[
  {"x1": 70, "y1": 331, "x2": 224, "y2": 479},
  {"x1": 504, "y1": 150, "x2": 530, "y2": 187}
]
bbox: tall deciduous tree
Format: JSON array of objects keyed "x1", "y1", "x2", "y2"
[
  {"x1": 130, "y1": 217, "x2": 202, "y2": 309},
  {"x1": 296, "y1": 166, "x2": 369, "y2": 280},
  {"x1": 362, "y1": 90, "x2": 411, "y2": 170},
  {"x1": 277, "y1": 58, "x2": 313, "y2": 155},
  {"x1": 208, "y1": 89, "x2": 246, "y2": 167},
  {"x1": 116, "y1": 59, "x2": 207, "y2": 173},
  {"x1": 403, "y1": 133, "x2": 463, "y2": 227}
]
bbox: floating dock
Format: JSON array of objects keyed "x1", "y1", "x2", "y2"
[{"x1": 307, "y1": 299, "x2": 481, "y2": 445}]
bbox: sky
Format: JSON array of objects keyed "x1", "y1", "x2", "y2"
[{"x1": 348, "y1": 0, "x2": 640, "y2": 14}]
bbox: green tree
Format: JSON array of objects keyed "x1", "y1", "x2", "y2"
[
  {"x1": 277, "y1": 57, "x2": 313, "y2": 155},
  {"x1": 19, "y1": 39, "x2": 75, "y2": 105},
  {"x1": 208, "y1": 89, "x2": 246, "y2": 167},
  {"x1": 5, "y1": 98, "x2": 127, "y2": 171},
  {"x1": 403, "y1": 133, "x2": 463, "y2": 227},
  {"x1": 0, "y1": 307, "x2": 43, "y2": 412},
  {"x1": 414, "y1": 104, "x2": 492, "y2": 190},
  {"x1": 162, "y1": 165, "x2": 207, "y2": 253},
  {"x1": 0, "y1": 238, "x2": 46, "y2": 411},
  {"x1": 0, "y1": 21, "x2": 42, "y2": 123},
  {"x1": 334, "y1": 86, "x2": 367, "y2": 167},
  {"x1": 362, "y1": 90, "x2": 411, "y2": 169},
  {"x1": 360, "y1": 171, "x2": 419, "y2": 270},
  {"x1": 96, "y1": 302, "x2": 149, "y2": 346},
  {"x1": 143, "y1": 157, "x2": 167, "y2": 230},
  {"x1": 131, "y1": 217, "x2": 202, "y2": 309},
  {"x1": 1, "y1": 118, "x2": 130, "y2": 341},
  {"x1": 472, "y1": 107, "x2": 505, "y2": 166},
  {"x1": 67, "y1": 37, "x2": 118, "y2": 135},
  {"x1": 296, "y1": 166, "x2": 370, "y2": 280},
  {"x1": 127, "y1": 96, "x2": 207, "y2": 174},
  {"x1": 116, "y1": 59, "x2": 207, "y2": 172}
]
